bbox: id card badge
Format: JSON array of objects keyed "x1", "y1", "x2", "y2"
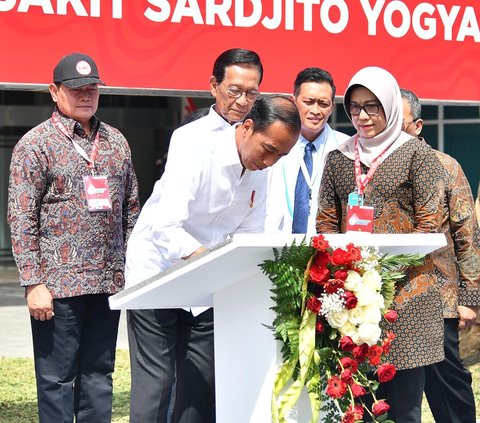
[
  {"x1": 346, "y1": 205, "x2": 374, "y2": 233},
  {"x1": 348, "y1": 191, "x2": 363, "y2": 206},
  {"x1": 83, "y1": 175, "x2": 112, "y2": 212}
]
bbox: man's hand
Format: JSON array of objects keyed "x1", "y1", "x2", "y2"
[
  {"x1": 458, "y1": 305, "x2": 478, "y2": 331},
  {"x1": 26, "y1": 284, "x2": 54, "y2": 321},
  {"x1": 182, "y1": 246, "x2": 208, "y2": 260}
]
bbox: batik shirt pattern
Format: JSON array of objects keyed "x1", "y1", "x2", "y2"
[
  {"x1": 8, "y1": 109, "x2": 140, "y2": 299},
  {"x1": 316, "y1": 138, "x2": 446, "y2": 369},
  {"x1": 433, "y1": 151, "x2": 480, "y2": 317}
]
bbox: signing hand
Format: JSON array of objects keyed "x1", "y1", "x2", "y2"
[{"x1": 182, "y1": 246, "x2": 208, "y2": 260}]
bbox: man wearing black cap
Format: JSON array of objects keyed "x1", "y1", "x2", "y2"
[{"x1": 7, "y1": 52, "x2": 140, "y2": 423}]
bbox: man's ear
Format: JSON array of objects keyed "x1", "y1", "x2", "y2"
[
  {"x1": 414, "y1": 118, "x2": 424, "y2": 137},
  {"x1": 209, "y1": 76, "x2": 218, "y2": 97},
  {"x1": 49, "y1": 83, "x2": 59, "y2": 102},
  {"x1": 242, "y1": 118, "x2": 253, "y2": 134}
]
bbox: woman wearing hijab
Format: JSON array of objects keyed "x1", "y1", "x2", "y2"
[{"x1": 316, "y1": 66, "x2": 445, "y2": 422}]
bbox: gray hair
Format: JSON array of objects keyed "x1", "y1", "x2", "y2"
[{"x1": 400, "y1": 88, "x2": 422, "y2": 120}]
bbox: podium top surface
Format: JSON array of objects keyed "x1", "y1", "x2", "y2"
[{"x1": 109, "y1": 233, "x2": 446, "y2": 310}]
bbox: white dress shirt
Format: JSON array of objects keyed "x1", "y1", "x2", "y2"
[
  {"x1": 125, "y1": 124, "x2": 268, "y2": 290},
  {"x1": 168, "y1": 105, "x2": 231, "y2": 157},
  {"x1": 265, "y1": 124, "x2": 349, "y2": 234}
]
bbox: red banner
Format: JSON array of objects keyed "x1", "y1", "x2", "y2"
[{"x1": 1, "y1": 1, "x2": 479, "y2": 102}]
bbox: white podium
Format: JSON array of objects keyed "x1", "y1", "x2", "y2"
[{"x1": 109, "y1": 233, "x2": 446, "y2": 423}]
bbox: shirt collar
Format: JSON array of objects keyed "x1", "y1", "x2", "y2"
[
  {"x1": 217, "y1": 124, "x2": 242, "y2": 168},
  {"x1": 53, "y1": 107, "x2": 100, "y2": 138},
  {"x1": 297, "y1": 124, "x2": 332, "y2": 151},
  {"x1": 206, "y1": 105, "x2": 233, "y2": 132}
]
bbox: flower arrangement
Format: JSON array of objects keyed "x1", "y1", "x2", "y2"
[{"x1": 260, "y1": 234, "x2": 424, "y2": 423}]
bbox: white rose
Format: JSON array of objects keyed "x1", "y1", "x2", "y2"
[
  {"x1": 355, "y1": 286, "x2": 377, "y2": 306},
  {"x1": 362, "y1": 270, "x2": 383, "y2": 292},
  {"x1": 357, "y1": 322, "x2": 382, "y2": 346},
  {"x1": 342, "y1": 323, "x2": 361, "y2": 345},
  {"x1": 350, "y1": 331, "x2": 361, "y2": 345},
  {"x1": 357, "y1": 305, "x2": 382, "y2": 324},
  {"x1": 339, "y1": 321, "x2": 361, "y2": 344},
  {"x1": 339, "y1": 320, "x2": 357, "y2": 337},
  {"x1": 348, "y1": 307, "x2": 363, "y2": 325},
  {"x1": 369, "y1": 292, "x2": 385, "y2": 309},
  {"x1": 344, "y1": 270, "x2": 362, "y2": 291},
  {"x1": 326, "y1": 309, "x2": 349, "y2": 329}
]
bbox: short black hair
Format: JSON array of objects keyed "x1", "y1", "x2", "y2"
[
  {"x1": 293, "y1": 67, "x2": 336, "y2": 100},
  {"x1": 244, "y1": 95, "x2": 300, "y2": 135},
  {"x1": 212, "y1": 48, "x2": 263, "y2": 85}
]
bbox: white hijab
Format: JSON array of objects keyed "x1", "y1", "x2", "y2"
[{"x1": 338, "y1": 66, "x2": 412, "y2": 167}]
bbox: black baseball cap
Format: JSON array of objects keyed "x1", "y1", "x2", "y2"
[{"x1": 53, "y1": 53, "x2": 105, "y2": 88}]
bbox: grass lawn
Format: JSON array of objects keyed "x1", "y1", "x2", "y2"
[
  {"x1": 1, "y1": 348, "x2": 478, "y2": 422},
  {"x1": 0, "y1": 350, "x2": 130, "y2": 423}
]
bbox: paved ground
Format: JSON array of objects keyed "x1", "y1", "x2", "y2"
[{"x1": 0, "y1": 266, "x2": 128, "y2": 358}]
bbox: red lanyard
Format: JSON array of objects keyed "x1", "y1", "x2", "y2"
[
  {"x1": 354, "y1": 135, "x2": 389, "y2": 195},
  {"x1": 51, "y1": 113, "x2": 100, "y2": 171}
]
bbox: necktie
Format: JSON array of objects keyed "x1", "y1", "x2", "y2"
[{"x1": 292, "y1": 142, "x2": 316, "y2": 234}]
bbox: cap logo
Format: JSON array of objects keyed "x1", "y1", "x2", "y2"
[{"x1": 76, "y1": 60, "x2": 92, "y2": 76}]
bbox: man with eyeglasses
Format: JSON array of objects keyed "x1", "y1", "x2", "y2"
[
  {"x1": 265, "y1": 67, "x2": 349, "y2": 234},
  {"x1": 402, "y1": 88, "x2": 480, "y2": 423},
  {"x1": 167, "y1": 48, "x2": 262, "y2": 160},
  {"x1": 126, "y1": 48, "x2": 264, "y2": 423}
]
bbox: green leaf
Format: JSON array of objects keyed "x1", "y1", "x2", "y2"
[{"x1": 317, "y1": 347, "x2": 333, "y2": 360}]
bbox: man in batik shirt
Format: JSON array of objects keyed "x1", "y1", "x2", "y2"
[
  {"x1": 401, "y1": 88, "x2": 480, "y2": 423},
  {"x1": 7, "y1": 53, "x2": 139, "y2": 423}
]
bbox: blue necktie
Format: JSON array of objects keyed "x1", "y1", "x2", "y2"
[{"x1": 292, "y1": 142, "x2": 316, "y2": 234}]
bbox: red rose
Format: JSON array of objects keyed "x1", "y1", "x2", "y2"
[
  {"x1": 340, "y1": 369, "x2": 353, "y2": 384},
  {"x1": 343, "y1": 291, "x2": 358, "y2": 309},
  {"x1": 309, "y1": 265, "x2": 330, "y2": 284},
  {"x1": 324, "y1": 278, "x2": 345, "y2": 294},
  {"x1": 315, "y1": 321, "x2": 324, "y2": 333},
  {"x1": 367, "y1": 345, "x2": 383, "y2": 365},
  {"x1": 339, "y1": 357, "x2": 358, "y2": 373},
  {"x1": 306, "y1": 297, "x2": 322, "y2": 314},
  {"x1": 346, "y1": 243, "x2": 362, "y2": 261},
  {"x1": 352, "y1": 344, "x2": 369, "y2": 362},
  {"x1": 331, "y1": 248, "x2": 352, "y2": 266},
  {"x1": 315, "y1": 250, "x2": 331, "y2": 267},
  {"x1": 350, "y1": 382, "x2": 367, "y2": 397},
  {"x1": 311, "y1": 234, "x2": 330, "y2": 251},
  {"x1": 372, "y1": 400, "x2": 390, "y2": 416},
  {"x1": 377, "y1": 363, "x2": 397, "y2": 383},
  {"x1": 339, "y1": 336, "x2": 355, "y2": 352},
  {"x1": 334, "y1": 269, "x2": 348, "y2": 280},
  {"x1": 326, "y1": 375, "x2": 348, "y2": 399},
  {"x1": 384, "y1": 309, "x2": 398, "y2": 323},
  {"x1": 342, "y1": 404, "x2": 364, "y2": 423}
]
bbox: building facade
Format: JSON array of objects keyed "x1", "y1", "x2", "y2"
[{"x1": 1, "y1": 89, "x2": 479, "y2": 263}]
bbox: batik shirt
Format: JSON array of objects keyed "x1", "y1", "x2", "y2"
[
  {"x1": 316, "y1": 138, "x2": 445, "y2": 369},
  {"x1": 433, "y1": 151, "x2": 480, "y2": 318},
  {"x1": 8, "y1": 108, "x2": 140, "y2": 299}
]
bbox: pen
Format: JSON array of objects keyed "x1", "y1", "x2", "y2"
[{"x1": 249, "y1": 190, "x2": 255, "y2": 208}]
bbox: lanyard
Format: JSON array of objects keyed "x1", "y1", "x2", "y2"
[
  {"x1": 354, "y1": 135, "x2": 389, "y2": 195},
  {"x1": 51, "y1": 113, "x2": 100, "y2": 173}
]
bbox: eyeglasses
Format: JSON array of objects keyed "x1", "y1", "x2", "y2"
[
  {"x1": 348, "y1": 103, "x2": 381, "y2": 116},
  {"x1": 402, "y1": 119, "x2": 419, "y2": 131},
  {"x1": 222, "y1": 83, "x2": 259, "y2": 101}
]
